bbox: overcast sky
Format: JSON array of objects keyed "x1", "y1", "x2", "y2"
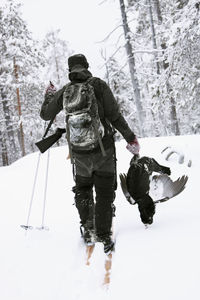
[{"x1": 18, "y1": 0, "x2": 123, "y2": 76}]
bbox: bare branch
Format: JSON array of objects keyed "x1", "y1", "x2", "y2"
[
  {"x1": 98, "y1": 45, "x2": 123, "y2": 70},
  {"x1": 98, "y1": 0, "x2": 108, "y2": 5},
  {"x1": 96, "y1": 18, "x2": 136, "y2": 44},
  {"x1": 96, "y1": 23, "x2": 123, "y2": 43},
  {"x1": 133, "y1": 48, "x2": 165, "y2": 54}
]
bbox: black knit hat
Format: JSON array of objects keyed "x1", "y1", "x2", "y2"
[{"x1": 68, "y1": 54, "x2": 89, "y2": 71}]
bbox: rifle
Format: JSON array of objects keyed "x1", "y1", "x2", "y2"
[{"x1": 35, "y1": 126, "x2": 66, "y2": 153}]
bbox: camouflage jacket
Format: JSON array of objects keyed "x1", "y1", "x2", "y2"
[{"x1": 40, "y1": 69, "x2": 135, "y2": 149}]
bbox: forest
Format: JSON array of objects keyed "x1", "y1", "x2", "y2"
[{"x1": 0, "y1": 0, "x2": 200, "y2": 166}]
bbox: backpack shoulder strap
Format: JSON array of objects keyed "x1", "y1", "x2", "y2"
[{"x1": 85, "y1": 76, "x2": 100, "y2": 86}]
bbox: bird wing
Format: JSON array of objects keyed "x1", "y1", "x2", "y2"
[
  {"x1": 152, "y1": 174, "x2": 188, "y2": 200},
  {"x1": 119, "y1": 173, "x2": 136, "y2": 205}
]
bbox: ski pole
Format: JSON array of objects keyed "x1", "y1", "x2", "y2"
[
  {"x1": 37, "y1": 149, "x2": 50, "y2": 230},
  {"x1": 21, "y1": 152, "x2": 41, "y2": 231}
]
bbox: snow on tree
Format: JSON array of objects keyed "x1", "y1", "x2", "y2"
[
  {"x1": 41, "y1": 29, "x2": 74, "y2": 133},
  {"x1": 125, "y1": 0, "x2": 169, "y2": 137},
  {"x1": 121, "y1": 0, "x2": 200, "y2": 136},
  {"x1": 119, "y1": 0, "x2": 145, "y2": 137},
  {"x1": 154, "y1": 0, "x2": 200, "y2": 134},
  {"x1": 1, "y1": 0, "x2": 200, "y2": 166},
  {"x1": 0, "y1": 0, "x2": 46, "y2": 165},
  {"x1": 102, "y1": 56, "x2": 138, "y2": 137},
  {"x1": 42, "y1": 29, "x2": 74, "y2": 89}
]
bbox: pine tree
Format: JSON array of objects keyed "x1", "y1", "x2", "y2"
[
  {"x1": 43, "y1": 29, "x2": 73, "y2": 88},
  {"x1": 126, "y1": 0, "x2": 168, "y2": 136},
  {"x1": 156, "y1": 0, "x2": 200, "y2": 134},
  {"x1": 0, "y1": 0, "x2": 46, "y2": 165},
  {"x1": 126, "y1": 0, "x2": 182, "y2": 136}
]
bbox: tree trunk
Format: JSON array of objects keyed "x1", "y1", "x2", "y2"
[
  {"x1": 161, "y1": 48, "x2": 180, "y2": 135},
  {"x1": 153, "y1": 0, "x2": 180, "y2": 135},
  {"x1": 167, "y1": 82, "x2": 180, "y2": 135},
  {"x1": 13, "y1": 57, "x2": 26, "y2": 156},
  {"x1": 148, "y1": 0, "x2": 168, "y2": 135},
  {"x1": 52, "y1": 31, "x2": 61, "y2": 87},
  {"x1": 148, "y1": 0, "x2": 160, "y2": 74},
  {"x1": 0, "y1": 86, "x2": 17, "y2": 163},
  {"x1": 55, "y1": 54, "x2": 61, "y2": 86},
  {"x1": 100, "y1": 49, "x2": 111, "y2": 86},
  {"x1": 119, "y1": 0, "x2": 145, "y2": 137},
  {"x1": 0, "y1": 130, "x2": 8, "y2": 166},
  {"x1": 153, "y1": 0, "x2": 162, "y2": 23}
]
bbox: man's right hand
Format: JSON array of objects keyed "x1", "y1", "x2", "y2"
[{"x1": 46, "y1": 81, "x2": 56, "y2": 94}]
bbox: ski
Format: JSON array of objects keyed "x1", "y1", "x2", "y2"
[
  {"x1": 103, "y1": 252, "x2": 112, "y2": 286},
  {"x1": 84, "y1": 241, "x2": 114, "y2": 288},
  {"x1": 86, "y1": 244, "x2": 95, "y2": 266},
  {"x1": 103, "y1": 232, "x2": 114, "y2": 287}
]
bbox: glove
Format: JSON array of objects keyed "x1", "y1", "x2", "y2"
[
  {"x1": 126, "y1": 137, "x2": 140, "y2": 155},
  {"x1": 45, "y1": 81, "x2": 56, "y2": 94}
]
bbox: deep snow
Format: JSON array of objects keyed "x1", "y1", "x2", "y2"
[{"x1": 0, "y1": 135, "x2": 199, "y2": 300}]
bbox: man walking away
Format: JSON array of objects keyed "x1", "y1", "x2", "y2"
[{"x1": 40, "y1": 54, "x2": 140, "y2": 254}]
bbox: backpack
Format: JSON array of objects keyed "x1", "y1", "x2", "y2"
[{"x1": 63, "y1": 78, "x2": 106, "y2": 156}]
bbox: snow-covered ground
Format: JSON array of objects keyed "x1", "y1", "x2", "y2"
[{"x1": 0, "y1": 135, "x2": 199, "y2": 300}]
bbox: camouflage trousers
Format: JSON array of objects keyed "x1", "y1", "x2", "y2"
[{"x1": 72, "y1": 146, "x2": 117, "y2": 239}]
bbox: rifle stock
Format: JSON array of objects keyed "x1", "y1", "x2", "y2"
[{"x1": 35, "y1": 128, "x2": 66, "y2": 153}]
